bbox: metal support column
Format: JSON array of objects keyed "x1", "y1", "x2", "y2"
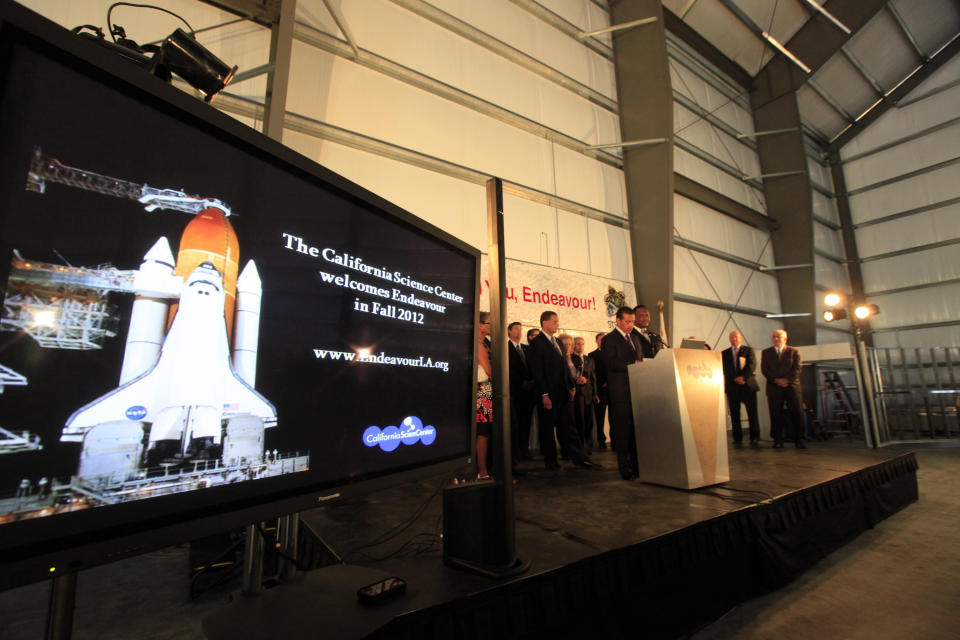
[
  {"x1": 45, "y1": 573, "x2": 77, "y2": 640},
  {"x1": 263, "y1": 0, "x2": 296, "y2": 141},
  {"x1": 610, "y1": 0, "x2": 674, "y2": 337},
  {"x1": 241, "y1": 523, "x2": 264, "y2": 596}
]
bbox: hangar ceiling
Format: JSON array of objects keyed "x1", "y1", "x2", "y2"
[{"x1": 661, "y1": 0, "x2": 960, "y2": 147}]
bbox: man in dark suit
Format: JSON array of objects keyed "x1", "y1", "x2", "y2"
[
  {"x1": 588, "y1": 333, "x2": 608, "y2": 450},
  {"x1": 760, "y1": 329, "x2": 806, "y2": 449},
  {"x1": 602, "y1": 306, "x2": 643, "y2": 480},
  {"x1": 721, "y1": 330, "x2": 760, "y2": 446},
  {"x1": 507, "y1": 321, "x2": 535, "y2": 460},
  {"x1": 528, "y1": 310, "x2": 597, "y2": 470},
  {"x1": 572, "y1": 336, "x2": 598, "y2": 454},
  {"x1": 632, "y1": 304, "x2": 664, "y2": 359}
]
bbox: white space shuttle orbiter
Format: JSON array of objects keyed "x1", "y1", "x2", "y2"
[{"x1": 62, "y1": 235, "x2": 276, "y2": 457}]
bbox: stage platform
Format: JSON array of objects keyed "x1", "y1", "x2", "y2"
[{"x1": 202, "y1": 442, "x2": 918, "y2": 640}]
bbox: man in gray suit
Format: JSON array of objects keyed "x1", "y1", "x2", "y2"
[{"x1": 760, "y1": 329, "x2": 806, "y2": 449}]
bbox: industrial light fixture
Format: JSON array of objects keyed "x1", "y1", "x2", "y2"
[
  {"x1": 823, "y1": 308, "x2": 846, "y2": 322},
  {"x1": 73, "y1": 19, "x2": 236, "y2": 103},
  {"x1": 854, "y1": 304, "x2": 880, "y2": 320},
  {"x1": 823, "y1": 292, "x2": 842, "y2": 307},
  {"x1": 151, "y1": 29, "x2": 237, "y2": 102}
]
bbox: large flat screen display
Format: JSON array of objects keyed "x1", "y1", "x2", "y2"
[{"x1": 0, "y1": 3, "x2": 477, "y2": 588}]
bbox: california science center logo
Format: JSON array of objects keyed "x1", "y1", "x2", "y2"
[{"x1": 363, "y1": 416, "x2": 437, "y2": 452}]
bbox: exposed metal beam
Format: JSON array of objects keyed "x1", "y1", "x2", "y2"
[
  {"x1": 846, "y1": 156, "x2": 960, "y2": 196},
  {"x1": 867, "y1": 276, "x2": 960, "y2": 298},
  {"x1": 581, "y1": 16, "x2": 657, "y2": 38},
  {"x1": 667, "y1": 37, "x2": 750, "y2": 108},
  {"x1": 389, "y1": 0, "x2": 618, "y2": 113},
  {"x1": 886, "y1": 3, "x2": 927, "y2": 61},
  {"x1": 753, "y1": 0, "x2": 888, "y2": 109},
  {"x1": 840, "y1": 48, "x2": 884, "y2": 96},
  {"x1": 673, "y1": 92, "x2": 756, "y2": 150},
  {"x1": 199, "y1": 0, "x2": 280, "y2": 26},
  {"x1": 263, "y1": 0, "x2": 295, "y2": 142},
  {"x1": 807, "y1": 79, "x2": 855, "y2": 123},
  {"x1": 814, "y1": 248, "x2": 844, "y2": 263},
  {"x1": 827, "y1": 33, "x2": 960, "y2": 153},
  {"x1": 871, "y1": 319, "x2": 960, "y2": 334},
  {"x1": 662, "y1": 8, "x2": 752, "y2": 90},
  {"x1": 897, "y1": 77, "x2": 960, "y2": 108},
  {"x1": 320, "y1": 0, "x2": 359, "y2": 59},
  {"x1": 828, "y1": 154, "x2": 867, "y2": 315},
  {"x1": 507, "y1": 0, "x2": 614, "y2": 61},
  {"x1": 210, "y1": 91, "x2": 630, "y2": 229},
  {"x1": 673, "y1": 173, "x2": 777, "y2": 231},
  {"x1": 673, "y1": 293, "x2": 774, "y2": 319},
  {"x1": 291, "y1": 21, "x2": 623, "y2": 169},
  {"x1": 813, "y1": 214, "x2": 841, "y2": 231},
  {"x1": 860, "y1": 236, "x2": 960, "y2": 263},
  {"x1": 673, "y1": 137, "x2": 764, "y2": 189},
  {"x1": 854, "y1": 195, "x2": 960, "y2": 229},
  {"x1": 673, "y1": 236, "x2": 770, "y2": 270},
  {"x1": 840, "y1": 115, "x2": 960, "y2": 164}
]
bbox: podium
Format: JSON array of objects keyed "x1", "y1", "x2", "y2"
[{"x1": 628, "y1": 348, "x2": 729, "y2": 489}]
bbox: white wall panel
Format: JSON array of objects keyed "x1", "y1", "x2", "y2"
[
  {"x1": 552, "y1": 145, "x2": 627, "y2": 216},
  {"x1": 847, "y1": 163, "x2": 960, "y2": 225},
  {"x1": 556, "y1": 210, "x2": 591, "y2": 273},
  {"x1": 811, "y1": 190, "x2": 840, "y2": 225},
  {"x1": 587, "y1": 219, "x2": 633, "y2": 282},
  {"x1": 807, "y1": 157, "x2": 832, "y2": 193},
  {"x1": 428, "y1": 0, "x2": 616, "y2": 98},
  {"x1": 674, "y1": 104, "x2": 761, "y2": 177},
  {"x1": 502, "y1": 195, "x2": 560, "y2": 266},
  {"x1": 672, "y1": 302, "x2": 782, "y2": 351},
  {"x1": 287, "y1": 43, "x2": 565, "y2": 198},
  {"x1": 814, "y1": 221, "x2": 844, "y2": 258},
  {"x1": 284, "y1": 130, "x2": 487, "y2": 248},
  {"x1": 817, "y1": 327, "x2": 853, "y2": 346},
  {"x1": 540, "y1": 0, "x2": 614, "y2": 46},
  {"x1": 296, "y1": 0, "x2": 615, "y2": 146},
  {"x1": 674, "y1": 250, "x2": 781, "y2": 313},
  {"x1": 855, "y1": 203, "x2": 960, "y2": 258},
  {"x1": 674, "y1": 147, "x2": 767, "y2": 213},
  {"x1": 873, "y1": 326, "x2": 960, "y2": 349},
  {"x1": 669, "y1": 62, "x2": 752, "y2": 133},
  {"x1": 814, "y1": 255, "x2": 849, "y2": 292},
  {"x1": 843, "y1": 123, "x2": 960, "y2": 192},
  {"x1": 862, "y1": 247, "x2": 960, "y2": 292},
  {"x1": 841, "y1": 55, "x2": 960, "y2": 159},
  {"x1": 674, "y1": 195, "x2": 773, "y2": 264},
  {"x1": 869, "y1": 282, "x2": 960, "y2": 329}
]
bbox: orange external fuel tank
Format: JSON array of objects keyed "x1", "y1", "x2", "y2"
[{"x1": 168, "y1": 207, "x2": 239, "y2": 339}]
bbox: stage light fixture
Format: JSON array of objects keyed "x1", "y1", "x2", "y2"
[
  {"x1": 854, "y1": 304, "x2": 880, "y2": 320},
  {"x1": 824, "y1": 292, "x2": 842, "y2": 307},
  {"x1": 823, "y1": 309, "x2": 847, "y2": 322},
  {"x1": 151, "y1": 29, "x2": 237, "y2": 103}
]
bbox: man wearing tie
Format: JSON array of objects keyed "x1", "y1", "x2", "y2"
[
  {"x1": 528, "y1": 310, "x2": 597, "y2": 470},
  {"x1": 601, "y1": 306, "x2": 643, "y2": 480},
  {"x1": 588, "y1": 333, "x2": 608, "y2": 450},
  {"x1": 507, "y1": 321, "x2": 535, "y2": 460},
  {"x1": 760, "y1": 329, "x2": 806, "y2": 449},
  {"x1": 572, "y1": 336, "x2": 598, "y2": 455},
  {"x1": 632, "y1": 304, "x2": 663, "y2": 359},
  {"x1": 721, "y1": 330, "x2": 760, "y2": 446}
]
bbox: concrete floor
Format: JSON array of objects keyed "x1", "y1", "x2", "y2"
[
  {"x1": 691, "y1": 445, "x2": 960, "y2": 640},
  {"x1": 1, "y1": 442, "x2": 957, "y2": 639}
]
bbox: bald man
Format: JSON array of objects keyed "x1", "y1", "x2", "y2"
[{"x1": 760, "y1": 330, "x2": 806, "y2": 449}]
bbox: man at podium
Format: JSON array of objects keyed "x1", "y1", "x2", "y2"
[{"x1": 602, "y1": 306, "x2": 644, "y2": 480}]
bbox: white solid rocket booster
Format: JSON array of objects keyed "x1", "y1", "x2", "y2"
[
  {"x1": 119, "y1": 238, "x2": 176, "y2": 385},
  {"x1": 232, "y1": 260, "x2": 262, "y2": 387}
]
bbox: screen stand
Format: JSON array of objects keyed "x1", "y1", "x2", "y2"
[
  {"x1": 45, "y1": 572, "x2": 77, "y2": 640},
  {"x1": 241, "y1": 523, "x2": 264, "y2": 596}
]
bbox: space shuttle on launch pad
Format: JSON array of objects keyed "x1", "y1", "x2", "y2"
[{"x1": 1, "y1": 150, "x2": 308, "y2": 504}]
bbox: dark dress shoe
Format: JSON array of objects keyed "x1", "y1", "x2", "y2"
[
  {"x1": 574, "y1": 459, "x2": 603, "y2": 470},
  {"x1": 795, "y1": 441, "x2": 807, "y2": 449},
  {"x1": 598, "y1": 443, "x2": 608, "y2": 450},
  {"x1": 750, "y1": 440, "x2": 760, "y2": 448},
  {"x1": 772, "y1": 442, "x2": 784, "y2": 448},
  {"x1": 621, "y1": 472, "x2": 636, "y2": 481}
]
